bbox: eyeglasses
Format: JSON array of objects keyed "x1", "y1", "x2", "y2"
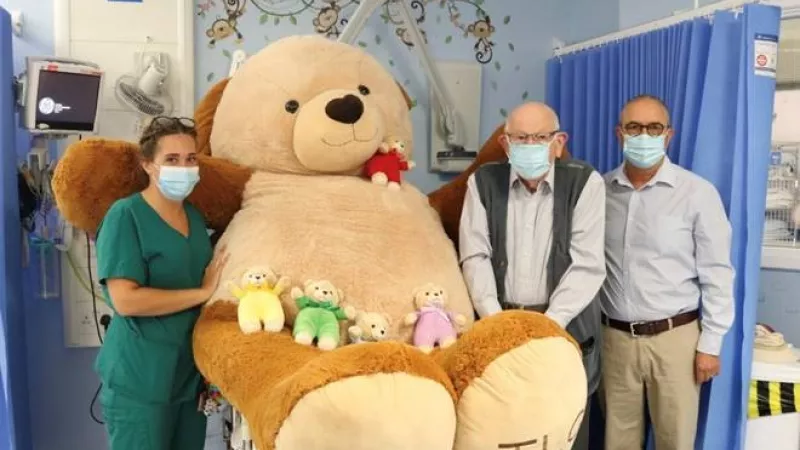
[
  {"x1": 622, "y1": 122, "x2": 668, "y2": 137},
  {"x1": 149, "y1": 116, "x2": 196, "y2": 130},
  {"x1": 505, "y1": 130, "x2": 560, "y2": 144}
]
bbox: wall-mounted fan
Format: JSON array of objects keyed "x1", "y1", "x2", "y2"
[{"x1": 114, "y1": 53, "x2": 173, "y2": 133}]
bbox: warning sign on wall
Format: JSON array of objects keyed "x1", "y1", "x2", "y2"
[{"x1": 754, "y1": 34, "x2": 778, "y2": 78}]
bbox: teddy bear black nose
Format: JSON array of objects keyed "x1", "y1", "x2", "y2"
[{"x1": 325, "y1": 94, "x2": 364, "y2": 124}]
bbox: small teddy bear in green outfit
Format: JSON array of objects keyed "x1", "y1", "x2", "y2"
[{"x1": 291, "y1": 279, "x2": 355, "y2": 351}]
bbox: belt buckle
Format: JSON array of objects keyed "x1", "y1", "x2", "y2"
[{"x1": 629, "y1": 321, "x2": 644, "y2": 337}]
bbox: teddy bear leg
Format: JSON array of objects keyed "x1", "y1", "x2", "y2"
[
  {"x1": 434, "y1": 311, "x2": 588, "y2": 450},
  {"x1": 387, "y1": 181, "x2": 401, "y2": 191},
  {"x1": 316, "y1": 321, "x2": 340, "y2": 351},
  {"x1": 265, "y1": 341, "x2": 458, "y2": 450},
  {"x1": 439, "y1": 336, "x2": 457, "y2": 349},
  {"x1": 371, "y1": 172, "x2": 389, "y2": 185}
]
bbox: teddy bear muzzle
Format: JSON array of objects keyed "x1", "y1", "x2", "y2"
[{"x1": 293, "y1": 88, "x2": 385, "y2": 173}]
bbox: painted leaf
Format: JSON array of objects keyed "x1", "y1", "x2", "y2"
[
  {"x1": 404, "y1": 79, "x2": 411, "y2": 86},
  {"x1": 223, "y1": 49, "x2": 232, "y2": 59},
  {"x1": 500, "y1": 108, "x2": 508, "y2": 118},
  {"x1": 410, "y1": 99, "x2": 418, "y2": 109},
  {"x1": 490, "y1": 80, "x2": 498, "y2": 91},
  {"x1": 206, "y1": 72, "x2": 215, "y2": 82},
  {"x1": 436, "y1": 15, "x2": 442, "y2": 24},
  {"x1": 494, "y1": 61, "x2": 501, "y2": 71},
  {"x1": 514, "y1": 64, "x2": 521, "y2": 71},
  {"x1": 389, "y1": 59, "x2": 395, "y2": 66},
  {"x1": 375, "y1": 35, "x2": 382, "y2": 45},
  {"x1": 522, "y1": 91, "x2": 529, "y2": 100},
  {"x1": 503, "y1": 15, "x2": 511, "y2": 24},
  {"x1": 290, "y1": 15, "x2": 297, "y2": 25},
  {"x1": 260, "y1": 14, "x2": 268, "y2": 25},
  {"x1": 475, "y1": 0, "x2": 484, "y2": 5},
  {"x1": 508, "y1": 42, "x2": 515, "y2": 51},
  {"x1": 445, "y1": 35, "x2": 453, "y2": 44},
  {"x1": 380, "y1": 13, "x2": 389, "y2": 23},
  {"x1": 274, "y1": 17, "x2": 280, "y2": 25},
  {"x1": 358, "y1": 41, "x2": 368, "y2": 48}
]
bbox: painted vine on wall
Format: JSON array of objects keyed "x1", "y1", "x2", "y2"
[
  {"x1": 196, "y1": 0, "x2": 526, "y2": 121},
  {"x1": 196, "y1": 0, "x2": 506, "y2": 64}
]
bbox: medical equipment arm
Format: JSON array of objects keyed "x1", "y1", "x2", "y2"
[{"x1": 338, "y1": 0, "x2": 464, "y2": 151}]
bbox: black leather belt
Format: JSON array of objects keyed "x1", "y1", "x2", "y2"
[
  {"x1": 503, "y1": 303, "x2": 547, "y2": 313},
  {"x1": 602, "y1": 310, "x2": 699, "y2": 337}
]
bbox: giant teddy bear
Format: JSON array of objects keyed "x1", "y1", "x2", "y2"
[{"x1": 52, "y1": 35, "x2": 586, "y2": 450}]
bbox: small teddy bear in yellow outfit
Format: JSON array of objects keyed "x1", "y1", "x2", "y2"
[{"x1": 229, "y1": 266, "x2": 290, "y2": 334}]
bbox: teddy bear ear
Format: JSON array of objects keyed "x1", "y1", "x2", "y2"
[
  {"x1": 303, "y1": 279, "x2": 313, "y2": 287},
  {"x1": 395, "y1": 81, "x2": 413, "y2": 110},
  {"x1": 194, "y1": 77, "x2": 231, "y2": 156},
  {"x1": 382, "y1": 313, "x2": 392, "y2": 324},
  {"x1": 337, "y1": 288, "x2": 345, "y2": 300}
]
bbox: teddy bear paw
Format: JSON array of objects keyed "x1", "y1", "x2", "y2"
[
  {"x1": 238, "y1": 320, "x2": 263, "y2": 335},
  {"x1": 270, "y1": 342, "x2": 456, "y2": 450},
  {"x1": 294, "y1": 332, "x2": 314, "y2": 346},
  {"x1": 370, "y1": 172, "x2": 389, "y2": 185},
  {"x1": 317, "y1": 336, "x2": 338, "y2": 351},
  {"x1": 451, "y1": 311, "x2": 587, "y2": 450},
  {"x1": 263, "y1": 318, "x2": 284, "y2": 333},
  {"x1": 387, "y1": 181, "x2": 401, "y2": 191}
]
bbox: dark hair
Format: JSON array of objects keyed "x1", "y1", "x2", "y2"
[
  {"x1": 138, "y1": 116, "x2": 198, "y2": 161},
  {"x1": 620, "y1": 95, "x2": 671, "y2": 124}
]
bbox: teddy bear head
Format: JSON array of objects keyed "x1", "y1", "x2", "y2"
[
  {"x1": 209, "y1": 35, "x2": 413, "y2": 176},
  {"x1": 412, "y1": 283, "x2": 448, "y2": 310},
  {"x1": 240, "y1": 266, "x2": 276, "y2": 290},
  {"x1": 302, "y1": 279, "x2": 344, "y2": 306},
  {"x1": 354, "y1": 311, "x2": 391, "y2": 341},
  {"x1": 379, "y1": 136, "x2": 407, "y2": 155}
]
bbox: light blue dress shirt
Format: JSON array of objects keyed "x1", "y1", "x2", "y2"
[{"x1": 601, "y1": 158, "x2": 735, "y2": 356}]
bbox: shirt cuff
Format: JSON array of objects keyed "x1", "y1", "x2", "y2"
[
  {"x1": 697, "y1": 330, "x2": 724, "y2": 356},
  {"x1": 544, "y1": 310, "x2": 568, "y2": 329},
  {"x1": 476, "y1": 299, "x2": 502, "y2": 319}
]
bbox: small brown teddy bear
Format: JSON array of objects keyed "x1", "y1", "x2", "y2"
[
  {"x1": 363, "y1": 136, "x2": 415, "y2": 190},
  {"x1": 290, "y1": 280, "x2": 356, "y2": 350},
  {"x1": 404, "y1": 283, "x2": 467, "y2": 353},
  {"x1": 348, "y1": 310, "x2": 392, "y2": 344}
]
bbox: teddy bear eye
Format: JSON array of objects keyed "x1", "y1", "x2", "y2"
[
  {"x1": 425, "y1": 292, "x2": 429, "y2": 296},
  {"x1": 285, "y1": 100, "x2": 299, "y2": 113},
  {"x1": 358, "y1": 85, "x2": 370, "y2": 95},
  {"x1": 371, "y1": 324, "x2": 376, "y2": 328}
]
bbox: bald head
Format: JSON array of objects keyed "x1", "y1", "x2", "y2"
[
  {"x1": 620, "y1": 95, "x2": 670, "y2": 126},
  {"x1": 505, "y1": 102, "x2": 560, "y2": 133}
]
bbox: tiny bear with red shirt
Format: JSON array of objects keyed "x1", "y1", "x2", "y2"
[{"x1": 363, "y1": 137, "x2": 415, "y2": 190}]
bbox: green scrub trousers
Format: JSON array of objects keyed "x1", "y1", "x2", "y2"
[{"x1": 94, "y1": 193, "x2": 213, "y2": 450}]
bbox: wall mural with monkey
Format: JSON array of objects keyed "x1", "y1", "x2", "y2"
[{"x1": 193, "y1": 0, "x2": 617, "y2": 194}]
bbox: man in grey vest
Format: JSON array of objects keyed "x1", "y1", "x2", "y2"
[{"x1": 459, "y1": 102, "x2": 607, "y2": 450}]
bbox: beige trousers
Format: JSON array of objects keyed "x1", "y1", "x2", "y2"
[{"x1": 602, "y1": 321, "x2": 701, "y2": 450}]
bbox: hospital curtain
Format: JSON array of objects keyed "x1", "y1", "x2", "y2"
[
  {"x1": 0, "y1": 8, "x2": 29, "y2": 450},
  {"x1": 546, "y1": 4, "x2": 781, "y2": 450}
]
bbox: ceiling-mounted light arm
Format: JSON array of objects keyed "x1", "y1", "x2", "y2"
[
  {"x1": 338, "y1": 0, "x2": 382, "y2": 45},
  {"x1": 339, "y1": 0, "x2": 464, "y2": 151}
]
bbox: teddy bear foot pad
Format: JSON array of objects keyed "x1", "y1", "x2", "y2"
[{"x1": 266, "y1": 342, "x2": 458, "y2": 450}]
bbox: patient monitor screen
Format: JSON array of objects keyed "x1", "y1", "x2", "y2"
[{"x1": 34, "y1": 70, "x2": 101, "y2": 132}]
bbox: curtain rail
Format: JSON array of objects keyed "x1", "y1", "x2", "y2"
[{"x1": 553, "y1": 0, "x2": 764, "y2": 57}]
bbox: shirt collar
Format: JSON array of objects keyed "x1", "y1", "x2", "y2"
[
  {"x1": 510, "y1": 164, "x2": 554, "y2": 193},
  {"x1": 611, "y1": 156, "x2": 676, "y2": 189}
]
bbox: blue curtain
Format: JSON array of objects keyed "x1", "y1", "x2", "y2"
[
  {"x1": 546, "y1": 4, "x2": 781, "y2": 450},
  {"x1": 0, "y1": 8, "x2": 28, "y2": 450}
]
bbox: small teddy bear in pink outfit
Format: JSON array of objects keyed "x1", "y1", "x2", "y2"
[{"x1": 404, "y1": 283, "x2": 466, "y2": 353}]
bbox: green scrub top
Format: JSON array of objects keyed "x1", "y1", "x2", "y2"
[{"x1": 94, "y1": 193, "x2": 212, "y2": 405}]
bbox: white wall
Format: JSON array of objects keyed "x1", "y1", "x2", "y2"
[{"x1": 53, "y1": 0, "x2": 193, "y2": 142}]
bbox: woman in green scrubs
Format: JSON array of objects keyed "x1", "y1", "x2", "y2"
[{"x1": 94, "y1": 116, "x2": 228, "y2": 450}]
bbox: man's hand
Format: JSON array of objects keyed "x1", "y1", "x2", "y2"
[{"x1": 695, "y1": 351, "x2": 720, "y2": 384}]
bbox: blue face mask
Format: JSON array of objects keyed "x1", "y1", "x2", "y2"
[
  {"x1": 156, "y1": 166, "x2": 200, "y2": 202},
  {"x1": 623, "y1": 134, "x2": 666, "y2": 169},
  {"x1": 508, "y1": 142, "x2": 552, "y2": 180}
]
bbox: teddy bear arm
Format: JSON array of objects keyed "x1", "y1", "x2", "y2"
[
  {"x1": 228, "y1": 283, "x2": 246, "y2": 299},
  {"x1": 52, "y1": 139, "x2": 148, "y2": 234},
  {"x1": 272, "y1": 276, "x2": 291, "y2": 295},
  {"x1": 187, "y1": 155, "x2": 253, "y2": 232}
]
